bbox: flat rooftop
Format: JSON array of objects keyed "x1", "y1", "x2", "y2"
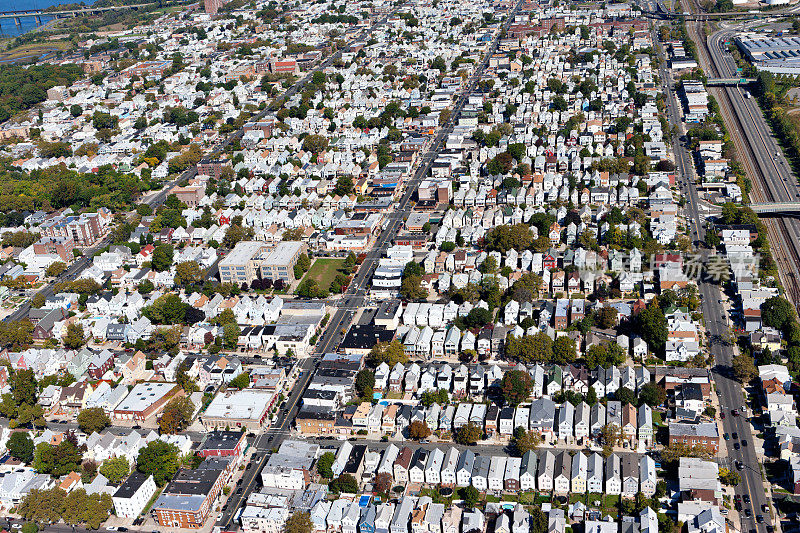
[
  {"x1": 203, "y1": 389, "x2": 272, "y2": 421},
  {"x1": 115, "y1": 382, "x2": 175, "y2": 413}
]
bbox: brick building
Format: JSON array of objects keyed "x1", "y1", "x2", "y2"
[
  {"x1": 668, "y1": 421, "x2": 719, "y2": 452},
  {"x1": 32, "y1": 236, "x2": 76, "y2": 263},
  {"x1": 152, "y1": 466, "x2": 226, "y2": 528}
]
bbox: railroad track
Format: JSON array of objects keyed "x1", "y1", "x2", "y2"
[{"x1": 684, "y1": 1, "x2": 800, "y2": 304}]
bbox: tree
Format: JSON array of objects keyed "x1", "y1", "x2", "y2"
[
  {"x1": 552, "y1": 336, "x2": 577, "y2": 364},
  {"x1": 302, "y1": 134, "x2": 329, "y2": 153},
  {"x1": 463, "y1": 307, "x2": 492, "y2": 328},
  {"x1": 10, "y1": 369, "x2": 37, "y2": 407},
  {"x1": 158, "y1": 396, "x2": 195, "y2": 434},
  {"x1": 374, "y1": 471, "x2": 393, "y2": 493},
  {"x1": 7, "y1": 431, "x2": 34, "y2": 463},
  {"x1": 229, "y1": 372, "x2": 250, "y2": 390},
  {"x1": 459, "y1": 485, "x2": 480, "y2": 509},
  {"x1": 285, "y1": 511, "x2": 313, "y2": 533},
  {"x1": 484, "y1": 224, "x2": 533, "y2": 252},
  {"x1": 63, "y1": 323, "x2": 86, "y2": 350},
  {"x1": 174, "y1": 261, "x2": 203, "y2": 287},
  {"x1": 138, "y1": 279, "x2": 155, "y2": 294},
  {"x1": 151, "y1": 244, "x2": 174, "y2": 272},
  {"x1": 316, "y1": 452, "x2": 335, "y2": 478},
  {"x1": 77, "y1": 407, "x2": 110, "y2": 434},
  {"x1": 719, "y1": 467, "x2": 742, "y2": 486},
  {"x1": 585, "y1": 387, "x2": 599, "y2": 406},
  {"x1": 137, "y1": 440, "x2": 180, "y2": 485},
  {"x1": 513, "y1": 426, "x2": 541, "y2": 456},
  {"x1": 33, "y1": 435, "x2": 84, "y2": 477},
  {"x1": 334, "y1": 175, "x2": 354, "y2": 196},
  {"x1": 597, "y1": 306, "x2": 619, "y2": 329},
  {"x1": 408, "y1": 420, "x2": 432, "y2": 440},
  {"x1": 502, "y1": 370, "x2": 533, "y2": 406},
  {"x1": 598, "y1": 424, "x2": 623, "y2": 455},
  {"x1": 762, "y1": 296, "x2": 794, "y2": 331},
  {"x1": 400, "y1": 274, "x2": 427, "y2": 300},
  {"x1": 420, "y1": 389, "x2": 449, "y2": 407},
  {"x1": 296, "y1": 278, "x2": 328, "y2": 299},
  {"x1": 223, "y1": 224, "x2": 254, "y2": 248},
  {"x1": 31, "y1": 293, "x2": 45, "y2": 309},
  {"x1": 45, "y1": 261, "x2": 66, "y2": 278},
  {"x1": 222, "y1": 321, "x2": 241, "y2": 350},
  {"x1": 530, "y1": 507, "x2": 547, "y2": 533},
  {"x1": 367, "y1": 340, "x2": 408, "y2": 367},
  {"x1": 615, "y1": 387, "x2": 636, "y2": 405},
  {"x1": 70, "y1": 104, "x2": 83, "y2": 117},
  {"x1": 661, "y1": 442, "x2": 714, "y2": 464},
  {"x1": 454, "y1": 421, "x2": 482, "y2": 445},
  {"x1": 142, "y1": 293, "x2": 187, "y2": 324},
  {"x1": 99, "y1": 456, "x2": 129, "y2": 484},
  {"x1": 638, "y1": 382, "x2": 666, "y2": 406},
  {"x1": 732, "y1": 354, "x2": 757, "y2": 383},
  {"x1": 638, "y1": 301, "x2": 668, "y2": 352},
  {"x1": 329, "y1": 474, "x2": 358, "y2": 494},
  {"x1": 355, "y1": 369, "x2": 375, "y2": 398}
]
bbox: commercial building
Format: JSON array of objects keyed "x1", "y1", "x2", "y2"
[
  {"x1": 219, "y1": 241, "x2": 270, "y2": 285},
  {"x1": 152, "y1": 466, "x2": 227, "y2": 529},
  {"x1": 112, "y1": 472, "x2": 157, "y2": 519},
  {"x1": 200, "y1": 389, "x2": 272, "y2": 430},
  {"x1": 113, "y1": 382, "x2": 178, "y2": 421},
  {"x1": 197, "y1": 430, "x2": 246, "y2": 461},
  {"x1": 260, "y1": 241, "x2": 306, "y2": 282}
]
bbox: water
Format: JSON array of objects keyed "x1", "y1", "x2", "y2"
[{"x1": 0, "y1": 0, "x2": 96, "y2": 38}]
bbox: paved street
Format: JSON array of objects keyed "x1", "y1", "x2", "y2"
[
  {"x1": 215, "y1": 2, "x2": 523, "y2": 528},
  {"x1": 655, "y1": 14, "x2": 774, "y2": 533}
]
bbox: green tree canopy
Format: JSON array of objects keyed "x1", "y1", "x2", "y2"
[
  {"x1": 77, "y1": 407, "x2": 110, "y2": 434},
  {"x1": 137, "y1": 440, "x2": 180, "y2": 486},
  {"x1": 502, "y1": 370, "x2": 533, "y2": 406}
]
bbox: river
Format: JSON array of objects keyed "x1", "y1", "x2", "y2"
[{"x1": 0, "y1": 0, "x2": 97, "y2": 37}]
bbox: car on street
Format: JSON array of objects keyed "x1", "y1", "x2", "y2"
[
  {"x1": 721, "y1": 412, "x2": 725, "y2": 419},
  {"x1": 744, "y1": 495, "x2": 750, "y2": 504},
  {"x1": 734, "y1": 442, "x2": 740, "y2": 450},
  {"x1": 733, "y1": 432, "x2": 738, "y2": 439},
  {"x1": 732, "y1": 409, "x2": 739, "y2": 416},
  {"x1": 757, "y1": 515, "x2": 764, "y2": 523},
  {"x1": 762, "y1": 504, "x2": 769, "y2": 513},
  {"x1": 745, "y1": 509, "x2": 752, "y2": 518},
  {"x1": 736, "y1": 460, "x2": 743, "y2": 470},
  {"x1": 742, "y1": 440, "x2": 747, "y2": 446},
  {"x1": 724, "y1": 433, "x2": 729, "y2": 440}
]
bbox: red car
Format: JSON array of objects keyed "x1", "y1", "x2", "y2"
[{"x1": 721, "y1": 412, "x2": 725, "y2": 419}]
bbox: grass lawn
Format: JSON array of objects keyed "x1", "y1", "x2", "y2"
[
  {"x1": 652, "y1": 410, "x2": 663, "y2": 426},
  {"x1": 602, "y1": 494, "x2": 620, "y2": 510},
  {"x1": 301, "y1": 258, "x2": 346, "y2": 291},
  {"x1": 0, "y1": 40, "x2": 72, "y2": 62}
]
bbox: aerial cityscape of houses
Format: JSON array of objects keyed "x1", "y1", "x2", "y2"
[{"x1": 0, "y1": 0, "x2": 793, "y2": 531}]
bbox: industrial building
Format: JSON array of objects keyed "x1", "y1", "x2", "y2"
[{"x1": 736, "y1": 34, "x2": 800, "y2": 74}]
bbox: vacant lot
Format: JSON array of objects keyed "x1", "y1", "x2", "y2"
[{"x1": 302, "y1": 258, "x2": 345, "y2": 290}]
